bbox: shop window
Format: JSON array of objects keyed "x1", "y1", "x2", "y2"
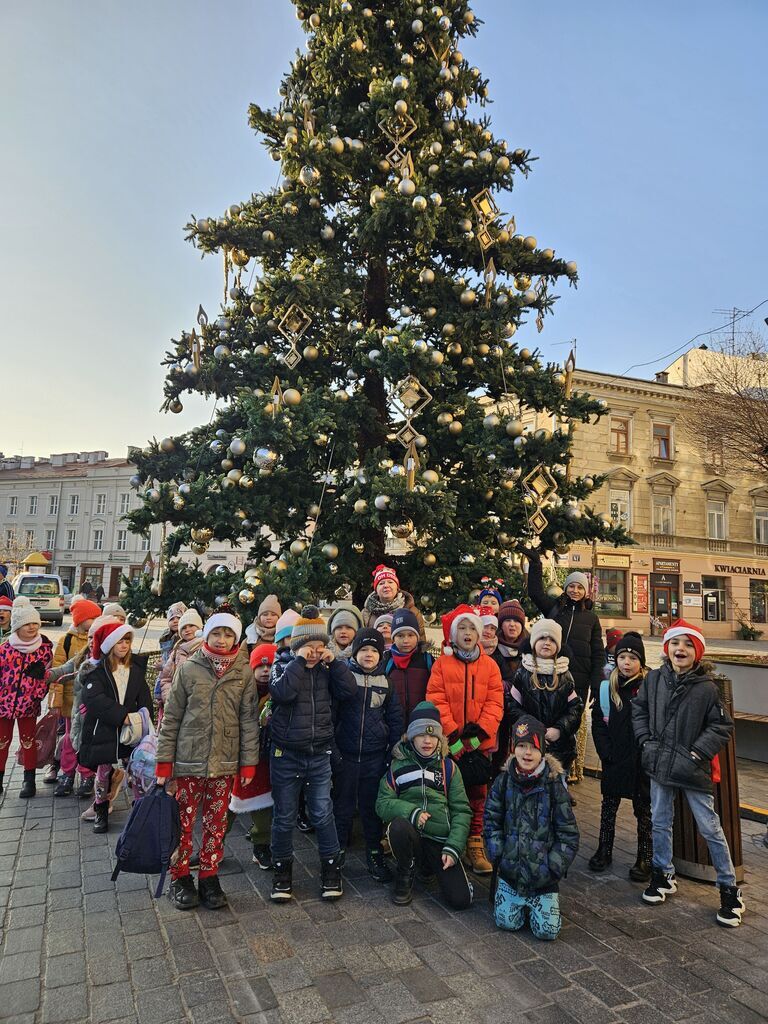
[
  {"x1": 609, "y1": 417, "x2": 629, "y2": 454},
  {"x1": 594, "y1": 569, "x2": 627, "y2": 617},
  {"x1": 756, "y1": 507, "x2": 768, "y2": 544},
  {"x1": 707, "y1": 500, "x2": 726, "y2": 540},
  {"x1": 81, "y1": 566, "x2": 103, "y2": 591},
  {"x1": 609, "y1": 489, "x2": 631, "y2": 528},
  {"x1": 653, "y1": 494, "x2": 673, "y2": 535},
  {"x1": 702, "y1": 575, "x2": 727, "y2": 622},
  {"x1": 652, "y1": 423, "x2": 672, "y2": 460},
  {"x1": 750, "y1": 579, "x2": 768, "y2": 624}
]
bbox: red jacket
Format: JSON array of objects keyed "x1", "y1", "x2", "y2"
[
  {"x1": 0, "y1": 638, "x2": 53, "y2": 720},
  {"x1": 426, "y1": 651, "x2": 504, "y2": 751}
]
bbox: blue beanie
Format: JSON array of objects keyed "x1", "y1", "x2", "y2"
[
  {"x1": 479, "y1": 588, "x2": 502, "y2": 604},
  {"x1": 391, "y1": 608, "x2": 420, "y2": 639}
]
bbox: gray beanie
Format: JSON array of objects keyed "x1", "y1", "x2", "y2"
[
  {"x1": 328, "y1": 602, "x2": 363, "y2": 634},
  {"x1": 290, "y1": 606, "x2": 330, "y2": 652},
  {"x1": 564, "y1": 571, "x2": 589, "y2": 593}
]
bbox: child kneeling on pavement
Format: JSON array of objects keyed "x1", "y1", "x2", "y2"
[
  {"x1": 484, "y1": 715, "x2": 579, "y2": 941},
  {"x1": 376, "y1": 702, "x2": 473, "y2": 910}
]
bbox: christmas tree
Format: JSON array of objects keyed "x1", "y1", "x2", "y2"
[{"x1": 124, "y1": 0, "x2": 626, "y2": 622}]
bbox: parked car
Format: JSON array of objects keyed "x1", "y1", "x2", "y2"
[
  {"x1": 62, "y1": 585, "x2": 74, "y2": 613},
  {"x1": 12, "y1": 573, "x2": 65, "y2": 626}
]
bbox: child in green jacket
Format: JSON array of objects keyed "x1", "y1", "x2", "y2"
[{"x1": 376, "y1": 701, "x2": 472, "y2": 910}]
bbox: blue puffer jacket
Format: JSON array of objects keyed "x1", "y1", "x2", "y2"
[
  {"x1": 334, "y1": 663, "x2": 404, "y2": 762},
  {"x1": 483, "y1": 754, "x2": 579, "y2": 895},
  {"x1": 269, "y1": 653, "x2": 356, "y2": 755}
]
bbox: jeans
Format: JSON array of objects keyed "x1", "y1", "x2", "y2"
[
  {"x1": 333, "y1": 753, "x2": 386, "y2": 851},
  {"x1": 270, "y1": 747, "x2": 339, "y2": 860},
  {"x1": 387, "y1": 817, "x2": 473, "y2": 911},
  {"x1": 650, "y1": 780, "x2": 736, "y2": 887},
  {"x1": 494, "y1": 877, "x2": 561, "y2": 940}
]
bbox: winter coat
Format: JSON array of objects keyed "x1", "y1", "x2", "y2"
[
  {"x1": 507, "y1": 655, "x2": 584, "y2": 768},
  {"x1": 69, "y1": 657, "x2": 93, "y2": 753},
  {"x1": 78, "y1": 655, "x2": 152, "y2": 768},
  {"x1": 156, "y1": 646, "x2": 258, "y2": 778},
  {"x1": 527, "y1": 556, "x2": 603, "y2": 699},
  {"x1": 631, "y1": 661, "x2": 733, "y2": 794},
  {"x1": 426, "y1": 652, "x2": 504, "y2": 751},
  {"x1": 376, "y1": 738, "x2": 471, "y2": 864},
  {"x1": 483, "y1": 753, "x2": 579, "y2": 896},
  {"x1": 334, "y1": 663, "x2": 404, "y2": 762},
  {"x1": 0, "y1": 637, "x2": 53, "y2": 720},
  {"x1": 158, "y1": 637, "x2": 203, "y2": 704},
  {"x1": 50, "y1": 631, "x2": 89, "y2": 717},
  {"x1": 490, "y1": 639, "x2": 528, "y2": 769},
  {"x1": 591, "y1": 674, "x2": 648, "y2": 800},
  {"x1": 269, "y1": 653, "x2": 357, "y2": 755},
  {"x1": 362, "y1": 590, "x2": 426, "y2": 642},
  {"x1": 384, "y1": 648, "x2": 434, "y2": 722}
]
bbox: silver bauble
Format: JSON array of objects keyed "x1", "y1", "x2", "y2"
[
  {"x1": 229, "y1": 438, "x2": 246, "y2": 457},
  {"x1": 398, "y1": 178, "x2": 416, "y2": 197}
]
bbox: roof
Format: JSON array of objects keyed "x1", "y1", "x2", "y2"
[{"x1": 0, "y1": 458, "x2": 131, "y2": 481}]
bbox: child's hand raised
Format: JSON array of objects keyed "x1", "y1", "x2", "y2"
[
  {"x1": 297, "y1": 644, "x2": 319, "y2": 662},
  {"x1": 545, "y1": 727, "x2": 561, "y2": 742},
  {"x1": 441, "y1": 853, "x2": 456, "y2": 870},
  {"x1": 319, "y1": 648, "x2": 334, "y2": 665}
]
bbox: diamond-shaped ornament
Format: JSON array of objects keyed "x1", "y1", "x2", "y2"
[
  {"x1": 388, "y1": 148, "x2": 414, "y2": 179},
  {"x1": 471, "y1": 189, "x2": 500, "y2": 223},
  {"x1": 427, "y1": 39, "x2": 451, "y2": 62},
  {"x1": 396, "y1": 421, "x2": 420, "y2": 448},
  {"x1": 529, "y1": 508, "x2": 549, "y2": 535},
  {"x1": 390, "y1": 375, "x2": 433, "y2": 419},
  {"x1": 282, "y1": 346, "x2": 302, "y2": 369},
  {"x1": 522, "y1": 464, "x2": 558, "y2": 504},
  {"x1": 277, "y1": 304, "x2": 312, "y2": 345},
  {"x1": 477, "y1": 224, "x2": 495, "y2": 251},
  {"x1": 378, "y1": 112, "x2": 417, "y2": 147}
]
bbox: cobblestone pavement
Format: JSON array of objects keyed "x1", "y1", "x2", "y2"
[{"x1": 1, "y1": 759, "x2": 767, "y2": 1024}]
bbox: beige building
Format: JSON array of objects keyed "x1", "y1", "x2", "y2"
[{"x1": 527, "y1": 360, "x2": 768, "y2": 639}]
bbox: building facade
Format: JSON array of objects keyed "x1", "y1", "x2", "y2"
[{"x1": 0, "y1": 451, "x2": 162, "y2": 598}]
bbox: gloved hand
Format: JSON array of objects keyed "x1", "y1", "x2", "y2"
[
  {"x1": 461, "y1": 722, "x2": 487, "y2": 740},
  {"x1": 25, "y1": 661, "x2": 46, "y2": 680}
]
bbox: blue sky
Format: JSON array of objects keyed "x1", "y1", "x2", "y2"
[{"x1": 2, "y1": 1, "x2": 766, "y2": 457}]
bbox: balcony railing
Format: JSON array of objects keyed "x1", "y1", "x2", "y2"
[
  {"x1": 651, "y1": 533, "x2": 673, "y2": 548},
  {"x1": 707, "y1": 539, "x2": 728, "y2": 553}
]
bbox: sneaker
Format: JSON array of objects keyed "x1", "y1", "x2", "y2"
[
  {"x1": 54, "y1": 774, "x2": 75, "y2": 798},
  {"x1": 366, "y1": 849, "x2": 392, "y2": 883},
  {"x1": 252, "y1": 844, "x2": 273, "y2": 870},
  {"x1": 271, "y1": 859, "x2": 293, "y2": 901},
  {"x1": 168, "y1": 875, "x2": 199, "y2": 911},
  {"x1": 76, "y1": 776, "x2": 95, "y2": 799},
  {"x1": 42, "y1": 763, "x2": 59, "y2": 785},
  {"x1": 321, "y1": 854, "x2": 344, "y2": 900},
  {"x1": 296, "y1": 811, "x2": 315, "y2": 833},
  {"x1": 198, "y1": 875, "x2": 228, "y2": 910},
  {"x1": 716, "y1": 885, "x2": 745, "y2": 928},
  {"x1": 642, "y1": 868, "x2": 677, "y2": 904}
]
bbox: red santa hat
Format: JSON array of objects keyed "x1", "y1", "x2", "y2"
[
  {"x1": 476, "y1": 605, "x2": 499, "y2": 630},
  {"x1": 0, "y1": 596, "x2": 12, "y2": 610},
  {"x1": 441, "y1": 604, "x2": 484, "y2": 655},
  {"x1": 92, "y1": 621, "x2": 133, "y2": 660},
  {"x1": 663, "y1": 618, "x2": 705, "y2": 664},
  {"x1": 372, "y1": 564, "x2": 399, "y2": 590}
]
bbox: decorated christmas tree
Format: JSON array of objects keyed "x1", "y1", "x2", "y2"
[{"x1": 124, "y1": 0, "x2": 626, "y2": 622}]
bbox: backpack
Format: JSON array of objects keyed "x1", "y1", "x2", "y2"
[
  {"x1": 110, "y1": 783, "x2": 181, "y2": 897},
  {"x1": 384, "y1": 652, "x2": 434, "y2": 674},
  {"x1": 599, "y1": 680, "x2": 611, "y2": 724}
]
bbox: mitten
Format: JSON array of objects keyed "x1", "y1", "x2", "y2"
[{"x1": 25, "y1": 661, "x2": 46, "y2": 680}]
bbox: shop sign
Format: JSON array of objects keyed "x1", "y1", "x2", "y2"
[
  {"x1": 683, "y1": 581, "x2": 702, "y2": 594},
  {"x1": 713, "y1": 563, "x2": 767, "y2": 576},
  {"x1": 683, "y1": 595, "x2": 703, "y2": 607},
  {"x1": 650, "y1": 572, "x2": 678, "y2": 586},
  {"x1": 596, "y1": 553, "x2": 631, "y2": 569},
  {"x1": 653, "y1": 558, "x2": 681, "y2": 573},
  {"x1": 632, "y1": 574, "x2": 649, "y2": 613}
]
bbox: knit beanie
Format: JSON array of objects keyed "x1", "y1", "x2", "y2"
[
  {"x1": 373, "y1": 612, "x2": 394, "y2": 632},
  {"x1": 71, "y1": 599, "x2": 102, "y2": 628},
  {"x1": 328, "y1": 602, "x2": 364, "y2": 634},
  {"x1": 372, "y1": 564, "x2": 399, "y2": 590},
  {"x1": 615, "y1": 631, "x2": 646, "y2": 668},
  {"x1": 564, "y1": 571, "x2": 589, "y2": 593},
  {"x1": 351, "y1": 627, "x2": 385, "y2": 661},
  {"x1": 391, "y1": 608, "x2": 420, "y2": 640},
  {"x1": 406, "y1": 701, "x2": 443, "y2": 742},
  {"x1": 290, "y1": 606, "x2": 329, "y2": 651},
  {"x1": 529, "y1": 618, "x2": 563, "y2": 654},
  {"x1": 511, "y1": 714, "x2": 547, "y2": 752},
  {"x1": 275, "y1": 608, "x2": 300, "y2": 644},
  {"x1": 203, "y1": 611, "x2": 243, "y2": 644},
  {"x1": 250, "y1": 643, "x2": 277, "y2": 670},
  {"x1": 663, "y1": 618, "x2": 705, "y2": 664},
  {"x1": 479, "y1": 587, "x2": 503, "y2": 605},
  {"x1": 258, "y1": 594, "x2": 282, "y2": 618},
  {"x1": 92, "y1": 621, "x2": 133, "y2": 660},
  {"x1": 605, "y1": 627, "x2": 624, "y2": 650},
  {"x1": 166, "y1": 601, "x2": 187, "y2": 623},
  {"x1": 498, "y1": 600, "x2": 526, "y2": 627},
  {"x1": 477, "y1": 606, "x2": 499, "y2": 630},
  {"x1": 178, "y1": 608, "x2": 203, "y2": 634},
  {"x1": 441, "y1": 604, "x2": 483, "y2": 655},
  {"x1": 102, "y1": 603, "x2": 126, "y2": 620},
  {"x1": 10, "y1": 597, "x2": 41, "y2": 633}
]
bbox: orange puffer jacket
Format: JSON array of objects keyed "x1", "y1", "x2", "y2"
[{"x1": 426, "y1": 652, "x2": 504, "y2": 751}]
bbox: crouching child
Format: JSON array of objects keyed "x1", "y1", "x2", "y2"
[{"x1": 484, "y1": 715, "x2": 579, "y2": 941}]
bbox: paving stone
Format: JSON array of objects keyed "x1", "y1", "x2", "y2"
[
  {"x1": 180, "y1": 969, "x2": 230, "y2": 1007},
  {"x1": 264, "y1": 957, "x2": 313, "y2": 994},
  {"x1": 0, "y1": 979, "x2": 41, "y2": 1015},
  {"x1": 226, "y1": 976, "x2": 279, "y2": 1014},
  {"x1": 516, "y1": 959, "x2": 572, "y2": 994},
  {"x1": 398, "y1": 966, "x2": 454, "y2": 1003},
  {"x1": 130, "y1": 953, "x2": 175, "y2": 991},
  {"x1": 136, "y1": 985, "x2": 186, "y2": 1023},
  {"x1": 41, "y1": 982, "x2": 88, "y2": 1023},
  {"x1": 313, "y1": 970, "x2": 366, "y2": 1009},
  {"x1": 45, "y1": 951, "x2": 87, "y2": 988},
  {"x1": 90, "y1": 981, "x2": 135, "y2": 1022},
  {"x1": 278, "y1": 986, "x2": 332, "y2": 1024},
  {"x1": 4, "y1": 924, "x2": 44, "y2": 954},
  {"x1": 0, "y1": 951, "x2": 41, "y2": 984},
  {"x1": 7, "y1": 902, "x2": 46, "y2": 928}
]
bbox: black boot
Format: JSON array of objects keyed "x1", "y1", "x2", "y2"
[
  {"x1": 367, "y1": 849, "x2": 392, "y2": 883},
  {"x1": 0, "y1": 771, "x2": 4, "y2": 795},
  {"x1": 629, "y1": 857, "x2": 652, "y2": 883},
  {"x1": 716, "y1": 885, "x2": 745, "y2": 928},
  {"x1": 93, "y1": 802, "x2": 109, "y2": 834},
  {"x1": 588, "y1": 844, "x2": 613, "y2": 872},
  {"x1": 321, "y1": 853, "x2": 343, "y2": 900},
  {"x1": 19, "y1": 770, "x2": 36, "y2": 799},
  {"x1": 271, "y1": 858, "x2": 293, "y2": 901},
  {"x1": 393, "y1": 859, "x2": 416, "y2": 906},
  {"x1": 76, "y1": 775, "x2": 95, "y2": 799},
  {"x1": 54, "y1": 773, "x2": 75, "y2": 797},
  {"x1": 168, "y1": 875, "x2": 199, "y2": 910},
  {"x1": 252, "y1": 844, "x2": 273, "y2": 870},
  {"x1": 198, "y1": 874, "x2": 228, "y2": 910}
]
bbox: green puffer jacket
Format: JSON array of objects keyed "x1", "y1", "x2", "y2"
[
  {"x1": 156, "y1": 647, "x2": 259, "y2": 778},
  {"x1": 375, "y1": 739, "x2": 470, "y2": 864}
]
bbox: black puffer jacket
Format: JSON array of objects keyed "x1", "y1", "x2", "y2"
[
  {"x1": 334, "y1": 663, "x2": 404, "y2": 762},
  {"x1": 592, "y1": 673, "x2": 648, "y2": 799},
  {"x1": 269, "y1": 654, "x2": 356, "y2": 755},
  {"x1": 527, "y1": 556, "x2": 603, "y2": 699},
  {"x1": 507, "y1": 655, "x2": 584, "y2": 770},
  {"x1": 631, "y1": 661, "x2": 733, "y2": 794},
  {"x1": 79, "y1": 655, "x2": 152, "y2": 769}
]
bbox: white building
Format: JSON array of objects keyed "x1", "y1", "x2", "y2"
[{"x1": 0, "y1": 451, "x2": 162, "y2": 598}]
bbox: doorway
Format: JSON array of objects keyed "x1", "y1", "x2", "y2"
[{"x1": 651, "y1": 585, "x2": 680, "y2": 634}]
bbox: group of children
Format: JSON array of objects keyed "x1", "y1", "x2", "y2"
[{"x1": 0, "y1": 560, "x2": 745, "y2": 936}]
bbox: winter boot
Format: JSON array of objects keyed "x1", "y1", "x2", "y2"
[
  {"x1": 296, "y1": 809, "x2": 315, "y2": 833},
  {"x1": 76, "y1": 775, "x2": 95, "y2": 799},
  {"x1": 629, "y1": 857, "x2": 652, "y2": 883},
  {"x1": 642, "y1": 867, "x2": 677, "y2": 904},
  {"x1": 588, "y1": 844, "x2": 613, "y2": 873},
  {"x1": 54, "y1": 773, "x2": 75, "y2": 797},
  {"x1": 716, "y1": 885, "x2": 745, "y2": 928},
  {"x1": 198, "y1": 875, "x2": 228, "y2": 910},
  {"x1": 393, "y1": 859, "x2": 416, "y2": 906},
  {"x1": 0, "y1": 771, "x2": 4, "y2": 795},
  {"x1": 367, "y1": 848, "x2": 392, "y2": 883},
  {"x1": 465, "y1": 836, "x2": 493, "y2": 875},
  {"x1": 19, "y1": 770, "x2": 36, "y2": 799},
  {"x1": 168, "y1": 875, "x2": 199, "y2": 911},
  {"x1": 42, "y1": 761, "x2": 59, "y2": 785},
  {"x1": 93, "y1": 802, "x2": 110, "y2": 834},
  {"x1": 321, "y1": 853, "x2": 344, "y2": 899},
  {"x1": 271, "y1": 859, "x2": 293, "y2": 901},
  {"x1": 252, "y1": 844, "x2": 273, "y2": 870}
]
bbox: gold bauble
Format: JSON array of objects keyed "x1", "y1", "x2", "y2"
[
  {"x1": 315, "y1": 433, "x2": 329, "y2": 447},
  {"x1": 160, "y1": 437, "x2": 175, "y2": 453},
  {"x1": 283, "y1": 388, "x2": 302, "y2": 406},
  {"x1": 239, "y1": 588, "x2": 256, "y2": 604},
  {"x1": 519, "y1": 348, "x2": 532, "y2": 360},
  {"x1": 437, "y1": 411, "x2": 454, "y2": 426},
  {"x1": 191, "y1": 527, "x2": 213, "y2": 543},
  {"x1": 437, "y1": 574, "x2": 454, "y2": 590},
  {"x1": 514, "y1": 274, "x2": 531, "y2": 292},
  {"x1": 273, "y1": 559, "x2": 288, "y2": 572},
  {"x1": 430, "y1": 350, "x2": 445, "y2": 366},
  {"x1": 446, "y1": 341, "x2": 462, "y2": 356},
  {"x1": 523, "y1": 236, "x2": 537, "y2": 251},
  {"x1": 322, "y1": 543, "x2": 339, "y2": 559},
  {"x1": 353, "y1": 499, "x2": 368, "y2": 513},
  {"x1": 390, "y1": 518, "x2": 414, "y2": 539},
  {"x1": 483, "y1": 414, "x2": 500, "y2": 430},
  {"x1": 448, "y1": 420, "x2": 463, "y2": 435},
  {"x1": 505, "y1": 419, "x2": 523, "y2": 438},
  {"x1": 239, "y1": 476, "x2": 254, "y2": 489},
  {"x1": 352, "y1": 541, "x2": 365, "y2": 553},
  {"x1": 172, "y1": 495, "x2": 185, "y2": 511},
  {"x1": 350, "y1": 37, "x2": 365, "y2": 52},
  {"x1": 460, "y1": 288, "x2": 476, "y2": 307},
  {"x1": 289, "y1": 539, "x2": 307, "y2": 556},
  {"x1": 422, "y1": 469, "x2": 439, "y2": 485},
  {"x1": 477, "y1": 343, "x2": 490, "y2": 356},
  {"x1": 303, "y1": 345, "x2": 319, "y2": 361},
  {"x1": 190, "y1": 541, "x2": 208, "y2": 555},
  {"x1": 461, "y1": 356, "x2": 474, "y2": 368},
  {"x1": 169, "y1": 399, "x2": 183, "y2": 414},
  {"x1": 541, "y1": 248, "x2": 555, "y2": 260},
  {"x1": 423, "y1": 553, "x2": 437, "y2": 567},
  {"x1": 231, "y1": 248, "x2": 250, "y2": 267}
]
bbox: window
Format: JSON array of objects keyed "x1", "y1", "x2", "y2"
[
  {"x1": 8, "y1": 496, "x2": 17, "y2": 516},
  {"x1": 140, "y1": 534, "x2": 150, "y2": 552},
  {"x1": 66, "y1": 529, "x2": 77, "y2": 551},
  {"x1": 49, "y1": 494, "x2": 59, "y2": 516},
  {"x1": 45, "y1": 529, "x2": 55, "y2": 550},
  {"x1": 609, "y1": 417, "x2": 629, "y2": 454},
  {"x1": 69, "y1": 494, "x2": 79, "y2": 515},
  {"x1": 119, "y1": 493, "x2": 130, "y2": 515},
  {"x1": 609, "y1": 488, "x2": 631, "y2": 528},
  {"x1": 652, "y1": 423, "x2": 672, "y2": 460},
  {"x1": 92, "y1": 529, "x2": 104, "y2": 551},
  {"x1": 5, "y1": 529, "x2": 15, "y2": 545},
  {"x1": 25, "y1": 530, "x2": 35, "y2": 548},
  {"x1": 702, "y1": 576, "x2": 727, "y2": 622},
  {"x1": 750, "y1": 579, "x2": 768, "y2": 624},
  {"x1": 81, "y1": 567, "x2": 103, "y2": 591},
  {"x1": 653, "y1": 494, "x2": 673, "y2": 535},
  {"x1": 593, "y1": 569, "x2": 627, "y2": 617},
  {"x1": 756, "y1": 507, "x2": 768, "y2": 545},
  {"x1": 116, "y1": 529, "x2": 127, "y2": 552},
  {"x1": 28, "y1": 496, "x2": 38, "y2": 515},
  {"x1": 707, "y1": 499, "x2": 726, "y2": 540},
  {"x1": 706, "y1": 437, "x2": 724, "y2": 468},
  {"x1": 95, "y1": 494, "x2": 106, "y2": 514}
]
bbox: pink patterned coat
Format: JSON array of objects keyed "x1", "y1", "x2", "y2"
[{"x1": 0, "y1": 638, "x2": 53, "y2": 719}]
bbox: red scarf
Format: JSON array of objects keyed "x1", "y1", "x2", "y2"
[
  {"x1": 391, "y1": 647, "x2": 414, "y2": 670},
  {"x1": 201, "y1": 642, "x2": 240, "y2": 679}
]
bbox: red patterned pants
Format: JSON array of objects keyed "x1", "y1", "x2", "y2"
[
  {"x1": 172, "y1": 776, "x2": 234, "y2": 880},
  {"x1": 0, "y1": 717, "x2": 37, "y2": 771},
  {"x1": 467, "y1": 783, "x2": 488, "y2": 837}
]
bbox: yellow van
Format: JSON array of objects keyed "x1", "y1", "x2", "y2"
[{"x1": 12, "y1": 573, "x2": 65, "y2": 626}]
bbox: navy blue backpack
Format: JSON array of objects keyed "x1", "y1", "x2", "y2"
[{"x1": 111, "y1": 783, "x2": 181, "y2": 897}]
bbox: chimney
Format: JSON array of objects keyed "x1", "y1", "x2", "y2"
[{"x1": 655, "y1": 371, "x2": 669, "y2": 384}]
